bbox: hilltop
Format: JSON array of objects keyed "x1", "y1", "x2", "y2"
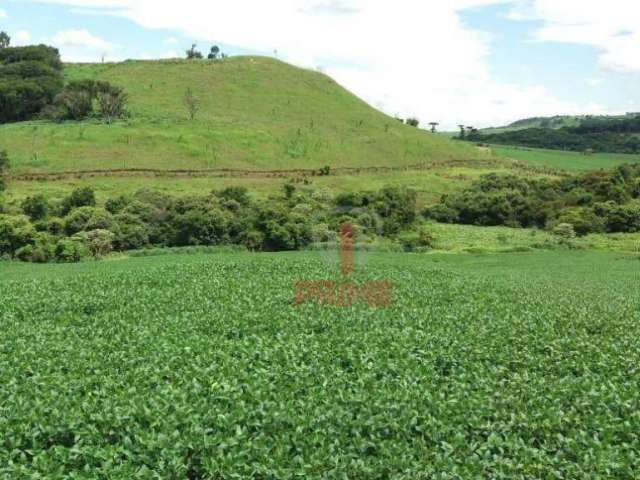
[{"x1": 0, "y1": 56, "x2": 482, "y2": 174}]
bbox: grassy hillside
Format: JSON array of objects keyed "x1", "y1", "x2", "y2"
[{"x1": 0, "y1": 56, "x2": 482, "y2": 174}]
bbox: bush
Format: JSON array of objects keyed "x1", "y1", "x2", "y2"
[
  {"x1": 55, "y1": 238, "x2": 90, "y2": 263},
  {"x1": 64, "y1": 207, "x2": 113, "y2": 235},
  {"x1": 552, "y1": 223, "x2": 576, "y2": 239},
  {"x1": 61, "y1": 186, "x2": 96, "y2": 214},
  {"x1": 172, "y1": 208, "x2": 230, "y2": 246},
  {"x1": 548, "y1": 207, "x2": 605, "y2": 236},
  {"x1": 97, "y1": 84, "x2": 128, "y2": 124},
  {"x1": 21, "y1": 194, "x2": 48, "y2": 220},
  {"x1": 50, "y1": 89, "x2": 93, "y2": 121},
  {"x1": 113, "y1": 213, "x2": 150, "y2": 250},
  {"x1": 74, "y1": 229, "x2": 115, "y2": 257},
  {"x1": 398, "y1": 228, "x2": 436, "y2": 252},
  {"x1": 0, "y1": 214, "x2": 35, "y2": 256}
]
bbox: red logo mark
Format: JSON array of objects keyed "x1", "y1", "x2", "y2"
[{"x1": 295, "y1": 222, "x2": 393, "y2": 308}]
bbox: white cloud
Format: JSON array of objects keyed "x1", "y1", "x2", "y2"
[
  {"x1": 31, "y1": 0, "x2": 620, "y2": 127},
  {"x1": 14, "y1": 30, "x2": 32, "y2": 46},
  {"x1": 163, "y1": 36, "x2": 179, "y2": 45},
  {"x1": 50, "y1": 28, "x2": 121, "y2": 62},
  {"x1": 507, "y1": 0, "x2": 640, "y2": 74},
  {"x1": 0, "y1": 9, "x2": 7, "y2": 18},
  {"x1": 586, "y1": 78, "x2": 604, "y2": 87}
]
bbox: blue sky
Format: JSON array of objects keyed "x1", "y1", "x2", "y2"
[{"x1": 1, "y1": 0, "x2": 639, "y2": 129}]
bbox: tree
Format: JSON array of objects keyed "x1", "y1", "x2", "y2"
[
  {"x1": 186, "y1": 44, "x2": 203, "y2": 59},
  {"x1": 183, "y1": 87, "x2": 200, "y2": 121},
  {"x1": 458, "y1": 124, "x2": 466, "y2": 139},
  {"x1": 429, "y1": 122, "x2": 439, "y2": 133},
  {"x1": 0, "y1": 150, "x2": 9, "y2": 192},
  {"x1": 0, "y1": 32, "x2": 10, "y2": 49},
  {"x1": 21, "y1": 194, "x2": 49, "y2": 220},
  {"x1": 97, "y1": 85, "x2": 128, "y2": 124},
  {"x1": 0, "y1": 45, "x2": 64, "y2": 123},
  {"x1": 208, "y1": 45, "x2": 220, "y2": 60},
  {"x1": 405, "y1": 117, "x2": 420, "y2": 127}
]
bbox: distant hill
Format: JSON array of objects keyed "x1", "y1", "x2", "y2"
[
  {"x1": 0, "y1": 56, "x2": 480, "y2": 174},
  {"x1": 469, "y1": 113, "x2": 640, "y2": 154},
  {"x1": 481, "y1": 113, "x2": 640, "y2": 135}
]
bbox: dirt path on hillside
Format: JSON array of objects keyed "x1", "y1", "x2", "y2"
[{"x1": 10, "y1": 158, "x2": 558, "y2": 181}]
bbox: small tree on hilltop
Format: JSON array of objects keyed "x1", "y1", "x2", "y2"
[
  {"x1": 208, "y1": 45, "x2": 220, "y2": 60},
  {"x1": 405, "y1": 118, "x2": 420, "y2": 127},
  {"x1": 0, "y1": 31, "x2": 10, "y2": 49},
  {"x1": 186, "y1": 44, "x2": 203, "y2": 59},
  {"x1": 183, "y1": 87, "x2": 200, "y2": 121},
  {"x1": 458, "y1": 124, "x2": 466, "y2": 139},
  {"x1": 429, "y1": 122, "x2": 439, "y2": 133}
]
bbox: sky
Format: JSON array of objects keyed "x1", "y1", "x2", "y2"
[{"x1": 1, "y1": 0, "x2": 639, "y2": 129}]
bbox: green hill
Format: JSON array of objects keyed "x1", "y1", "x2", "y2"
[{"x1": 0, "y1": 56, "x2": 482, "y2": 174}]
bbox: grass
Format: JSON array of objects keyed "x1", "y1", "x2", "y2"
[
  {"x1": 3, "y1": 166, "x2": 508, "y2": 208},
  {"x1": 493, "y1": 144, "x2": 640, "y2": 172},
  {"x1": 426, "y1": 222, "x2": 640, "y2": 253},
  {"x1": 0, "y1": 57, "x2": 483, "y2": 174},
  {"x1": 2, "y1": 250, "x2": 640, "y2": 477}
]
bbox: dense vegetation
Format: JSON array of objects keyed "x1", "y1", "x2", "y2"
[
  {"x1": 468, "y1": 115, "x2": 640, "y2": 154},
  {"x1": 0, "y1": 181, "x2": 429, "y2": 262},
  {"x1": 1, "y1": 250, "x2": 639, "y2": 477},
  {"x1": 427, "y1": 163, "x2": 640, "y2": 236},
  {"x1": 0, "y1": 45, "x2": 64, "y2": 123}
]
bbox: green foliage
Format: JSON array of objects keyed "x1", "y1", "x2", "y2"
[
  {"x1": 61, "y1": 186, "x2": 96, "y2": 215},
  {"x1": 0, "y1": 31, "x2": 9, "y2": 49},
  {"x1": 428, "y1": 164, "x2": 640, "y2": 234},
  {"x1": 21, "y1": 194, "x2": 49, "y2": 220},
  {"x1": 0, "y1": 45, "x2": 64, "y2": 123},
  {"x1": 405, "y1": 117, "x2": 420, "y2": 127},
  {"x1": 1, "y1": 250, "x2": 640, "y2": 477},
  {"x1": 0, "y1": 149, "x2": 8, "y2": 192},
  {"x1": 186, "y1": 44, "x2": 203, "y2": 59},
  {"x1": 7, "y1": 184, "x2": 421, "y2": 262},
  {"x1": 469, "y1": 114, "x2": 640, "y2": 154}
]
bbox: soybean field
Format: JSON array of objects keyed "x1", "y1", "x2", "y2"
[{"x1": 1, "y1": 251, "x2": 640, "y2": 478}]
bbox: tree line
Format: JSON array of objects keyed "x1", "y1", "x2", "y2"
[
  {"x1": 0, "y1": 181, "x2": 432, "y2": 263},
  {"x1": 463, "y1": 115, "x2": 640, "y2": 154},
  {"x1": 426, "y1": 163, "x2": 640, "y2": 236}
]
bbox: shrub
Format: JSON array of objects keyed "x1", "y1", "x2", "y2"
[
  {"x1": 55, "y1": 238, "x2": 90, "y2": 263},
  {"x1": 50, "y1": 89, "x2": 93, "y2": 121},
  {"x1": 548, "y1": 207, "x2": 605, "y2": 236},
  {"x1": 61, "y1": 186, "x2": 96, "y2": 214},
  {"x1": 74, "y1": 229, "x2": 115, "y2": 257},
  {"x1": 398, "y1": 228, "x2": 436, "y2": 252},
  {"x1": 0, "y1": 214, "x2": 35, "y2": 256},
  {"x1": 215, "y1": 186, "x2": 250, "y2": 206},
  {"x1": 172, "y1": 208, "x2": 230, "y2": 246},
  {"x1": 64, "y1": 207, "x2": 113, "y2": 235},
  {"x1": 97, "y1": 84, "x2": 128, "y2": 124},
  {"x1": 113, "y1": 213, "x2": 150, "y2": 250},
  {"x1": 552, "y1": 223, "x2": 576, "y2": 239},
  {"x1": 21, "y1": 194, "x2": 48, "y2": 220}
]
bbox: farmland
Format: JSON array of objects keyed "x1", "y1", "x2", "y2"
[
  {"x1": 2, "y1": 250, "x2": 640, "y2": 478},
  {"x1": 493, "y1": 145, "x2": 640, "y2": 172}
]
